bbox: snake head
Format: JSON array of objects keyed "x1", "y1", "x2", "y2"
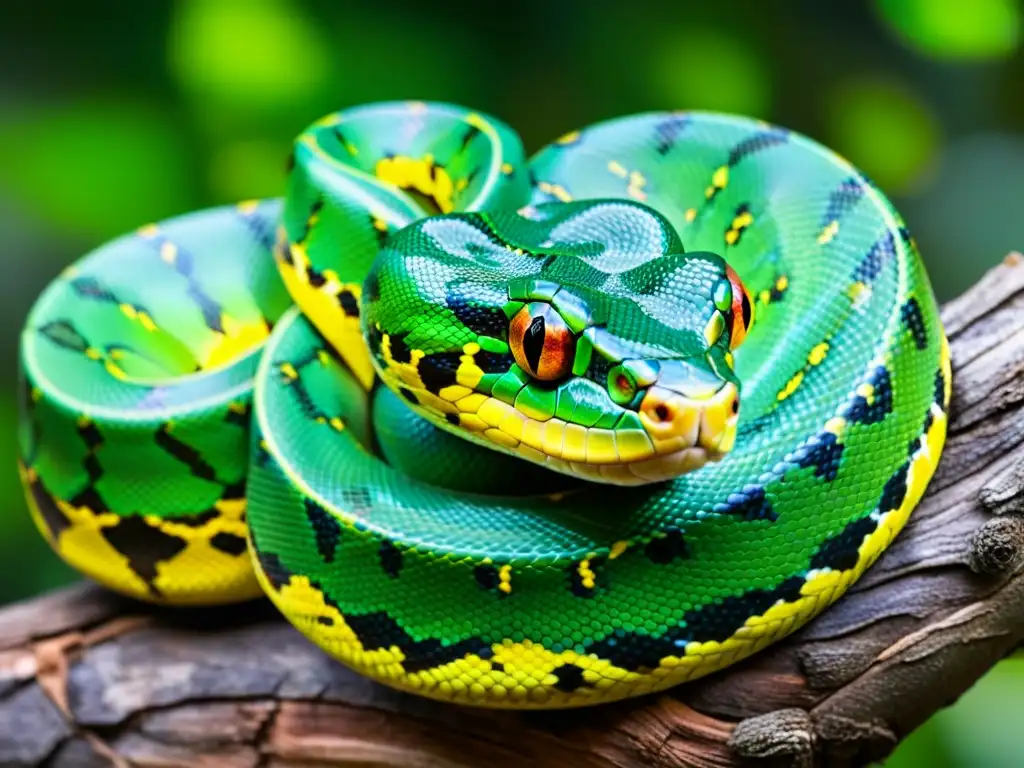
[
  {"x1": 362, "y1": 200, "x2": 754, "y2": 486},
  {"x1": 502, "y1": 257, "x2": 748, "y2": 484}
]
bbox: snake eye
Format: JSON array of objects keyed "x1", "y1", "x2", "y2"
[
  {"x1": 608, "y1": 364, "x2": 638, "y2": 406},
  {"x1": 509, "y1": 302, "x2": 575, "y2": 381},
  {"x1": 725, "y1": 265, "x2": 754, "y2": 349}
]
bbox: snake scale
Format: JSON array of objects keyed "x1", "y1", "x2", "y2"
[{"x1": 18, "y1": 102, "x2": 950, "y2": 708}]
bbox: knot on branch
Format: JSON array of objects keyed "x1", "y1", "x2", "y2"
[
  {"x1": 979, "y1": 457, "x2": 1024, "y2": 515},
  {"x1": 969, "y1": 515, "x2": 1024, "y2": 575},
  {"x1": 728, "y1": 708, "x2": 814, "y2": 767}
]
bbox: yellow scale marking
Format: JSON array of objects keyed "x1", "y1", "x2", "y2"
[
  {"x1": 585, "y1": 429, "x2": 617, "y2": 464},
  {"x1": 847, "y1": 281, "x2": 871, "y2": 306},
  {"x1": 498, "y1": 565, "x2": 513, "y2": 595},
  {"x1": 118, "y1": 303, "x2": 158, "y2": 332},
  {"x1": 374, "y1": 154, "x2": 456, "y2": 214},
  {"x1": 536, "y1": 181, "x2": 573, "y2": 202},
  {"x1": 276, "y1": 232, "x2": 375, "y2": 389},
  {"x1": 427, "y1": 374, "x2": 649, "y2": 466},
  {"x1": 200, "y1": 314, "x2": 270, "y2": 371},
  {"x1": 606, "y1": 160, "x2": 648, "y2": 201},
  {"x1": 609, "y1": 540, "x2": 631, "y2": 560},
  {"x1": 777, "y1": 335, "x2": 832, "y2": 403},
  {"x1": 818, "y1": 220, "x2": 840, "y2": 245},
  {"x1": 21, "y1": 465, "x2": 261, "y2": 606},
  {"x1": 705, "y1": 165, "x2": 729, "y2": 199},
  {"x1": 577, "y1": 558, "x2": 597, "y2": 590},
  {"x1": 757, "y1": 275, "x2": 790, "y2": 307},
  {"x1": 725, "y1": 208, "x2": 754, "y2": 246}
]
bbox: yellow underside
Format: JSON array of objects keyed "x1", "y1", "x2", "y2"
[
  {"x1": 374, "y1": 154, "x2": 456, "y2": 214},
  {"x1": 21, "y1": 464, "x2": 261, "y2": 606},
  {"x1": 199, "y1": 314, "x2": 271, "y2": 371},
  {"x1": 376, "y1": 332, "x2": 675, "y2": 484},
  {"x1": 276, "y1": 237, "x2": 375, "y2": 390}
]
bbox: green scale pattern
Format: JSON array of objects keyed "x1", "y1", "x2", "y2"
[
  {"x1": 17, "y1": 101, "x2": 949, "y2": 705},
  {"x1": 244, "y1": 107, "x2": 948, "y2": 705}
]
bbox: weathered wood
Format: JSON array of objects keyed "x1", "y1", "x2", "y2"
[{"x1": 3, "y1": 255, "x2": 1024, "y2": 768}]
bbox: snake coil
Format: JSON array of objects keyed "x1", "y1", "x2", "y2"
[{"x1": 19, "y1": 102, "x2": 949, "y2": 708}]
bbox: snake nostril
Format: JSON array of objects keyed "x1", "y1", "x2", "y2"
[
  {"x1": 731, "y1": 397, "x2": 739, "y2": 415},
  {"x1": 654, "y1": 404, "x2": 672, "y2": 422}
]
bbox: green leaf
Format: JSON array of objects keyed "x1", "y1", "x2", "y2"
[
  {"x1": 168, "y1": 0, "x2": 330, "y2": 115},
  {"x1": 824, "y1": 78, "x2": 941, "y2": 194},
  {"x1": 208, "y1": 139, "x2": 288, "y2": 202},
  {"x1": 874, "y1": 0, "x2": 1021, "y2": 61},
  {"x1": 649, "y1": 29, "x2": 771, "y2": 117},
  {"x1": 0, "y1": 100, "x2": 192, "y2": 240},
  {"x1": 888, "y1": 659, "x2": 1024, "y2": 767}
]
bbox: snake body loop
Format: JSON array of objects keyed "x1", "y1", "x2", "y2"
[
  {"x1": 19, "y1": 200, "x2": 289, "y2": 603},
  {"x1": 19, "y1": 102, "x2": 950, "y2": 708}
]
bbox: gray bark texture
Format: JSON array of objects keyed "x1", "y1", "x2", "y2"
[{"x1": 4, "y1": 255, "x2": 1024, "y2": 768}]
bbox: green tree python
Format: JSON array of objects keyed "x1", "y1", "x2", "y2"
[{"x1": 18, "y1": 102, "x2": 951, "y2": 708}]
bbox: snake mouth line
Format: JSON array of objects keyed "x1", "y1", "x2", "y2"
[{"x1": 442, "y1": 382, "x2": 740, "y2": 486}]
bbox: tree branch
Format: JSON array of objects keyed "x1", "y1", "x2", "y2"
[{"x1": 3, "y1": 255, "x2": 1024, "y2": 768}]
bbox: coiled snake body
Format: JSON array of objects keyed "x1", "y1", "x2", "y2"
[{"x1": 19, "y1": 102, "x2": 950, "y2": 708}]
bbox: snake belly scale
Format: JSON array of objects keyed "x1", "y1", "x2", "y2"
[{"x1": 18, "y1": 102, "x2": 950, "y2": 708}]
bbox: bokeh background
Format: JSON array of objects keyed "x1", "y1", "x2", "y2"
[{"x1": 1, "y1": 1, "x2": 1021, "y2": 764}]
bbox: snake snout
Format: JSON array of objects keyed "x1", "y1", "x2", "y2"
[{"x1": 637, "y1": 379, "x2": 739, "y2": 472}]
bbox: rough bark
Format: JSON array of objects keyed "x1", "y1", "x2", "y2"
[{"x1": 3, "y1": 255, "x2": 1024, "y2": 768}]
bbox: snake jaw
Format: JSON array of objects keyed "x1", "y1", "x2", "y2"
[{"x1": 629, "y1": 380, "x2": 740, "y2": 483}]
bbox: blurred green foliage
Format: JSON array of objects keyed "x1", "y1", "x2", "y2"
[
  {"x1": 0, "y1": 100, "x2": 191, "y2": 237},
  {"x1": 0, "y1": 1, "x2": 1021, "y2": 763},
  {"x1": 824, "y1": 77, "x2": 941, "y2": 193},
  {"x1": 874, "y1": 0, "x2": 1021, "y2": 60}
]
